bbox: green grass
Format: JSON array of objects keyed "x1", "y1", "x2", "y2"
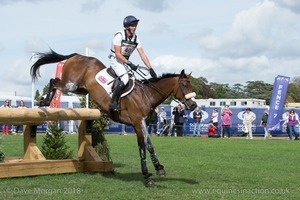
[{"x1": 0, "y1": 134, "x2": 299, "y2": 200}]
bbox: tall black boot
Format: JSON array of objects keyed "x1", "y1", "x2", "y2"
[{"x1": 109, "y1": 81, "x2": 125, "y2": 112}]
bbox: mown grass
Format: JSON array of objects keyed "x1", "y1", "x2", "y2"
[{"x1": 0, "y1": 134, "x2": 299, "y2": 200}]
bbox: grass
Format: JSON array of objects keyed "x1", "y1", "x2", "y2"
[{"x1": 0, "y1": 134, "x2": 299, "y2": 200}]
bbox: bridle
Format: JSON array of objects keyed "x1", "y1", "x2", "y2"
[{"x1": 173, "y1": 77, "x2": 196, "y2": 109}]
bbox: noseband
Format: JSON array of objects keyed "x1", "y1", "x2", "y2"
[{"x1": 174, "y1": 77, "x2": 196, "y2": 108}]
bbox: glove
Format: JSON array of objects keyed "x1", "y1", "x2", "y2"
[
  {"x1": 127, "y1": 61, "x2": 137, "y2": 71},
  {"x1": 149, "y1": 68, "x2": 157, "y2": 80}
]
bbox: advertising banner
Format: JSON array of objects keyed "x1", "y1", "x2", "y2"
[
  {"x1": 266, "y1": 75, "x2": 290, "y2": 131},
  {"x1": 49, "y1": 62, "x2": 64, "y2": 108}
]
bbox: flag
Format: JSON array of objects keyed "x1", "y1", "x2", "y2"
[
  {"x1": 267, "y1": 75, "x2": 290, "y2": 131},
  {"x1": 49, "y1": 62, "x2": 64, "y2": 108}
]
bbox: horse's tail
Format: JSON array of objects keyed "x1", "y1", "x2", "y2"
[{"x1": 30, "y1": 49, "x2": 77, "y2": 82}]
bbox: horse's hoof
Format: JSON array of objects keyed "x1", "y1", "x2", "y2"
[
  {"x1": 36, "y1": 96, "x2": 45, "y2": 107},
  {"x1": 156, "y1": 169, "x2": 166, "y2": 177},
  {"x1": 144, "y1": 178, "x2": 155, "y2": 187}
]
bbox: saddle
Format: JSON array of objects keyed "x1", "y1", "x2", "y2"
[{"x1": 95, "y1": 67, "x2": 135, "y2": 97}]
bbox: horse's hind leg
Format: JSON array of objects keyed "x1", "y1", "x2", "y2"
[{"x1": 37, "y1": 78, "x2": 60, "y2": 107}]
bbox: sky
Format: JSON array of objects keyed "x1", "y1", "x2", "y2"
[{"x1": 0, "y1": 0, "x2": 300, "y2": 97}]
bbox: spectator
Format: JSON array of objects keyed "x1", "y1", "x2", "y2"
[
  {"x1": 181, "y1": 105, "x2": 189, "y2": 137},
  {"x1": 286, "y1": 110, "x2": 300, "y2": 140},
  {"x1": 211, "y1": 108, "x2": 219, "y2": 133},
  {"x1": 243, "y1": 108, "x2": 256, "y2": 140},
  {"x1": 1, "y1": 100, "x2": 11, "y2": 135},
  {"x1": 158, "y1": 107, "x2": 167, "y2": 135},
  {"x1": 148, "y1": 107, "x2": 158, "y2": 135},
  {"x1": 260, "y1": 110, "x2": 270, "y2": 140},
  {"x1": 192, "y1": 106, "x2": 202, "y2": 137},
  {"x1": 221, "y1": 105, "x2": 233, "y2": 138},
  {"x1": 280, "y1": 111, "x2": 290, "y2": 138},
  {"x1": 16, "y1": 100, "x2": 27, "y2": 134},
  {"x1": 208, "y1": 122, "x2": 220, "y2": 138},
  {"x1": 172, "y1": 105, "x2": 184, "y2": 137}
]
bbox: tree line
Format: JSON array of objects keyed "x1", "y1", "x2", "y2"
[
  {"x1": 35, "y1": 76, "x2": 300, "y2": 106},
  {"x1": 189, "y1": 76, "x2": 300, "y2": 105}
]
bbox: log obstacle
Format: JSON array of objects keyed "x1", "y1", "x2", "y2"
[{"x1": 0, "y1": 108, "x2": 113, "y2": 178}]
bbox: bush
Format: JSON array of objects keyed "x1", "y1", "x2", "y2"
[
  {"x1": 41, "y1": 122, "x2": 73, "y2": 159},
  {"x1": 0, "y1": 137, "x2": 4, "y2": 162}
]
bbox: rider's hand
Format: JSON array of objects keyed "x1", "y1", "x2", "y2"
[
  {"x1": 149, "y1": 68, "x2": 157, "y2": 80},
  {"x1": 127, "y1": 61, "x2": 137, "y2": 71}
]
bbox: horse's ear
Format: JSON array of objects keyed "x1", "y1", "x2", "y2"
[
  {"x1": 180, "y1": 70, "x2": 185, "y2": 77},
  {"x1": 187, "y1": 72, "x2": 192, "y2": 79}
]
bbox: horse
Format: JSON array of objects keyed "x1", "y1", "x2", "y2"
[{"x1": 30, "y1": 50, "x2": 197, "y2": 186}]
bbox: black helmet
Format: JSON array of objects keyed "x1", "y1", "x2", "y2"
[{"x1": 123, "y1": 15, "x2": 139, "y2": 28}]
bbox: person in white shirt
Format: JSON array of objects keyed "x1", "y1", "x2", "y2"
[
  {"x1": 243, "y1": 108, "x2": 256, "y2": 139},
  {"x1": 108, "y1": 15, "x2": 157, "y2": 112}
]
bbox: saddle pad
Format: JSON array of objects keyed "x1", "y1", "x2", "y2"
[{"x1": 95, "y1": 68, "x2": 135, "y2": 97}]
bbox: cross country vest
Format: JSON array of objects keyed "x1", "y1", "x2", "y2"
[{"x1": 111, "y1": 30, "x2": 138, "y2": 59}]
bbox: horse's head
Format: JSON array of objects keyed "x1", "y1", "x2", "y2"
[{"x1": 173, "y1": 70, "x2": 197, "y2": 111}]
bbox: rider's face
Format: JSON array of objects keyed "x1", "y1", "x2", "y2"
[{"x1": 127, "y1": 23, "x2": 137, "y2": 35}]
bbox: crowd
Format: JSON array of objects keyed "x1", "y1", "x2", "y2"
[
  {"x1": 1, "y1": 99, "x2": 26, "y2": 135},
  {"x1": 147, "y1": 104, "x2": 300, "y2": 140}
]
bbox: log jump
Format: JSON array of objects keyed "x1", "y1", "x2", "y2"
[{"x1": 0, "y1": 108, "x2": 113, "y2": 178}]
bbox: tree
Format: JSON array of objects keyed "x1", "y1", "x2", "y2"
[
  {"x1": 42, "y1": 83, "x2": 50, "y2": 96},
  {"x1": 196, "y1": 77, "x2": 213, "y2": 98},
  {"x1": 41, "y1": 122, "x2": 73, "y2": 159},
  {"x1": 34, "y1": 89, "x2": 40, "y2": 100},
  {"x1": 243, "y1": 81, "x2": 273, "y2": 104},
  {"x1": 210, "y1": 83, "x2": 234, "y2": 99},
  {"x1": 286, "y1": 76, "x2": 300, "y2": 103},
  {"x1": 231, "y1": 84, "x2": 244, "y2": 98}
]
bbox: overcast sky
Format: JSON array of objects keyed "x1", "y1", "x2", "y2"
[{"x1": 0, "y1": 0, "x2": 300, "y2": 97}]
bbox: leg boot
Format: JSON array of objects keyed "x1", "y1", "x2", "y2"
[{"x1": 109, "y1": 81, "x2": 125, "y2": 112}]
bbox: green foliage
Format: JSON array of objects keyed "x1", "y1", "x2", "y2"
[
  {"x1": 0, "y1": 137, "x2": 4, "y2": 162},
  {"x1": 41, "y1": 122, "x2": 73, "y2": 159},
  {"x1": 34, "y1": 89, "x2": 40, "y2": 100},
  {"x1": 42, "y1": 83, "x2": 50, "y2": 96}
]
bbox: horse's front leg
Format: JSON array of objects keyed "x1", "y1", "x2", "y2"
[
  {"x1": 145, "y1": 136, "x2": 166, "y2": 177},
  {"x1": 137, "y1": 139, "x2": 154, "y2": 187},
  {"x1": 141, "y1": 120, "x2": 166, "y2": 177}
]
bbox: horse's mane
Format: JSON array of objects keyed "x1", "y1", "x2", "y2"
[{"x1": 142, "y1": 72, "x2": 185, "y2": 84}]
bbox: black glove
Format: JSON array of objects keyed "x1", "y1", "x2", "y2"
[
  {"x1": 149, "y1": 68, "x2": 157, "y2": 80},
  {"x1": 127, "y1": 61, "x2": 137, "y2": 71}
]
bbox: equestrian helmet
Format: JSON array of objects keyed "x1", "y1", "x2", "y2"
[{"x1": 123, "y1": 15, "x2": 139, "y2": 28}]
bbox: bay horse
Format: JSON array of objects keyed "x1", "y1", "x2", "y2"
[{"x1": 30, "y1": 50, "x2": 197, "y2": 186}]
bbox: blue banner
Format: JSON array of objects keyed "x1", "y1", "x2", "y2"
[{"x1": 267, "y1": 75, "x2": 290, "y2": 131}]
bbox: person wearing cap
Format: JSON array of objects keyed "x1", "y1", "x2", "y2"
[
  {"x1": 260, "y1": 110, "x2": 270, "y2": 140},
  {"x1": 243, "y1": 108, "x2": 256, "y2": 139},
  {"x1": 158, "y1": 107, "x2": 167, "y2": 135},
  {"x1": 108, "y1": 15, "x2": 157, "y2": 112}
]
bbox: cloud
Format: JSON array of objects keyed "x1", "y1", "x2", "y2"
[
  {"x1": 80, "y1": 0, "x2": 105, "y2": 13},
  {"x1": 0, "y1": 0, "x2": 45, "y2": 5},
  {"x1": 197, "y1": 0, "x2": 300, "y2": 59},
  {"x1": 275, "y1": 0, "x2": 300, "y2": 13},
  {"x1": 129, "y1": 0, "x2": 172, "y2": 12}
]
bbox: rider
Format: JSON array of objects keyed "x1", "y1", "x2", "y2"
[{"x1": 108, "y1": 15, "x2": 157, "y2": 112}]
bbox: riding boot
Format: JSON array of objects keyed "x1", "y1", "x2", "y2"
[{"x1": 109, "y1": 81, "x2": 125, "y2": 112}]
